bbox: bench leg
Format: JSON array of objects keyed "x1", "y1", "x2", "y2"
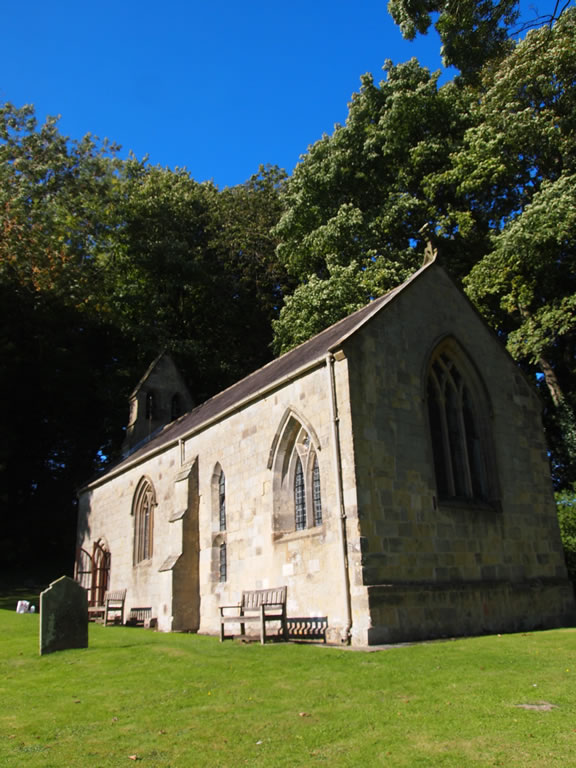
[
  {"x1": 220, "y1": 621, "x2": 225, "y2": 642},
  {"x1": 260, "y1": 606, "x2": 266, "y2": 645}
]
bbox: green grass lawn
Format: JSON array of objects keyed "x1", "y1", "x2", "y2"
[{"x1": 1, "y1": 598, "x2": 575, "y2": 768}]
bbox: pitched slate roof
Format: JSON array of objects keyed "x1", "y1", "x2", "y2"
[{"x1": 83, "y1": 261, "x2": 433, "y2": 488}]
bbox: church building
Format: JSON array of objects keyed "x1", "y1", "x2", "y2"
[{"x1": 76, "y1": 261, "x2": 575, "y2": 644}]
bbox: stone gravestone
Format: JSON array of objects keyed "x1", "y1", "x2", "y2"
[{"x1": 39, "y1": 576, "x2": 88, "y2": 655}]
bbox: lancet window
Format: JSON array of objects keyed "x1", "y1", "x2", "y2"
[{"x1": 132, "y1": 477, "x2": 155, "y2": 564}]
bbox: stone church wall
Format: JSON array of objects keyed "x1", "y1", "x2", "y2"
[
  {"x1": 345, "y1": 266, "x2": 573, "y2": 643},
  {"x1": 78, "y1": 445, "x2": 184, "y2": 630},
  {"x1": 78, "y1": 356, "x2": 365, "y2": 641},
  {"x1": 185, "y1": 360, "x2": 361, "y2": 643}
]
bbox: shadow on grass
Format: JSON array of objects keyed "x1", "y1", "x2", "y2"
[{"x1": 89, "y1": 626, "x2": 170, "y2": 650}]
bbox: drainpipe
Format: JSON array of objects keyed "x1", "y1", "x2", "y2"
[{"x1": 326, "y1": 352, "x2": 352, "y2": 644}]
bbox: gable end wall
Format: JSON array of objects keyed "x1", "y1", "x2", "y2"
[{"x1": 345, "y1": 266, "x2": 575, "y2": 643}]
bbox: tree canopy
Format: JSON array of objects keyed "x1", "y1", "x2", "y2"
[
  {"x1": 458, "y1": 9, "x2": 576, "y2": 484},
  {"x1": 272, "y1": 58, "x2": 478, "y2": 351},
  {"x1": 388, "y1": 0, "x2": 520, "y2": 79},
  {"x1": 0, "y1": 106, "x2": 289, "y2": 580}
]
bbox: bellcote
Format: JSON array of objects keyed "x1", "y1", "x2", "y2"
[{"x1": 122, "y1": 353, "x2": 194, "y2": 456}]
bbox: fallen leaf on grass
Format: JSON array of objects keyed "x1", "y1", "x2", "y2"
[
  {"x1": 298, "y1": 712, "x2": 312, "y2": 717},
  {"x1": 128, "y1": 755, "x2": 140, "y2": 761}
]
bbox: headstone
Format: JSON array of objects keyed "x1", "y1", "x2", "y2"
[{"x1": 39, "y1": 576, "x2": 88, "y2": 655}]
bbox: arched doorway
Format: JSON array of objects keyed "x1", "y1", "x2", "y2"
[{"x1": 74, "y1": 538, "x2": 110, "y2": 611}]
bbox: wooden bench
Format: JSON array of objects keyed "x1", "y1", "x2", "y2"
[
  {"x1": 103, "y1": 589, "x2": 127, "y2": 625},
  {"x1": 126, "y1": 607, "x2": 156, "y2": 628},
  {"x1": 219, "y1": 587, "x2": 287, "y2": 644}
]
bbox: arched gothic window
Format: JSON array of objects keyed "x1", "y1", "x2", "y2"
[
  {"x1": 427, "y1": 342, "x2": 493, "y2": 503},
  {"x1": 132, "y1": 477, "x2": 155, "y2": 564},
  {"x1": 271, "y1": 415, "x2": 323, "y2": 533}
]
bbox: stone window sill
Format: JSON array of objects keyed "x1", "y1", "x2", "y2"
[{"x1": 273, "y1": 525, "x2": 324, "y2": 543}]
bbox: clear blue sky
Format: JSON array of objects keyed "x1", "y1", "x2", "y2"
[{"x1": 1, "y1": 0, "x2": 548, "y2": 189}]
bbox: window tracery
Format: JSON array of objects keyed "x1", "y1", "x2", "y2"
[
  {"x1": 132, "y1": 477, "x2": 155, "y2": 564},
  {"x1": 272, "y1": 414, "x2": 323, "y2": 533},
  {"x1": 427, "y1": 342, "x2": 493, "y2": 504}
]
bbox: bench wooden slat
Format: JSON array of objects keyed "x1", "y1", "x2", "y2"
[{"x1": 219, "y1": 587, "x2": 287, "y2": 644}]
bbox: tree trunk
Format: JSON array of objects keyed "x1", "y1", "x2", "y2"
[{"x1": 539, "y1": 355, "x2": 565, "y2": 407}]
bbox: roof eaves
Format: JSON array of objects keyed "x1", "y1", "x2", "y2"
[
  {"x1": 80, "y1": 354, "x2": 329, "y2": 492},
  {"x1": 81, "y1": 261, "x2": 436, "y2": 492}
]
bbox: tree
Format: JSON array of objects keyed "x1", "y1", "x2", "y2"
[
  {"x1": 0, "y1": 104, "x2": 137, "y2": 582},
  {"x1": 387, "y1": 0, "x2": 574, "y2": 81},
  {"x1": 272, "y1": 259, "x2": 370, "y2": 354},
  {"x1": 215, "y1": 165, "x2": 296, "y2": 366},
  {"x1": 556, "y1": 487, "x2": 576, "y2": 586},
  {"x1": 99, "y1": 161, "x2": 290, "y2": 401},
  {"x1": 273, "y1": 58, "x2": 476, "y2": 351},
  {"x1": 0, "y1": 277, "x2": 137, "y2": 581},
  {"x1": 0, "y1": 103, "x2": 121, "y2": 306},
  {"x1": 454, "y1": 9, "x2": 576, "y2": 484},
  {"x1": 389, "y1": 0, "x2": 519, "y2": 79},
  {"x1": 0, "y1": 104, "x2": 292, "y2": 580}
]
